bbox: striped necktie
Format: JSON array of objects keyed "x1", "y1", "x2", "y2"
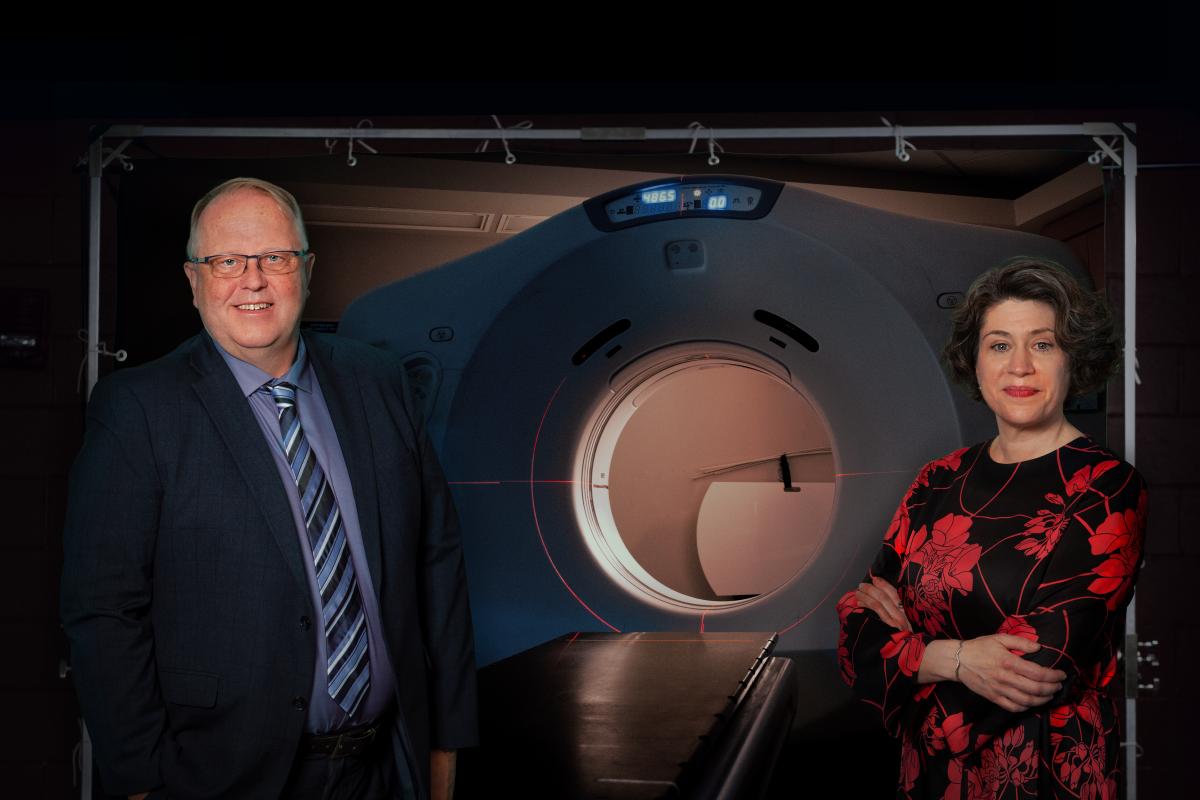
[{"x1": 267, "y1": 380, "x2": 371, "y2": 717}]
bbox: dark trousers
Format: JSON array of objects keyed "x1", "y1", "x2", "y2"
[{"x1": 281, "y1": 733, "x2": 398, "y2": 799}]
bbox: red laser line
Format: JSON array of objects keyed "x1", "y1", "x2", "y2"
[
  {"x1": 448, "y1": 479, "x2": 578, "y2": 485},
  {"x1": 777, "y1": 537, "x2": 863, "y2": 636},
  {"x1": 551, "y1": 631, "x2": 583, "y2": 670},
  {"x1": 457, "y1": 471, "x2": 910, "y2": 483},
  {"x1": 500, "y1": 394, "x2": 921, "y2": 636},
  {"x1": 529, "y1": 376, "x2": 620, "y2": 633}
]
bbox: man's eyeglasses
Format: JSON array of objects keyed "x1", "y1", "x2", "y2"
[{"x1": 189, "y1": 250, "x2": 307, "y2": 278}]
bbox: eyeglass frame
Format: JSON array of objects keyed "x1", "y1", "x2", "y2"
[{"x1": 187, "y1": 250, "x2": 310, "y2": 278}]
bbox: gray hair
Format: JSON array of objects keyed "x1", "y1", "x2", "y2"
[{"x1": 186, "y1": 177, "x2": 309, "y2": 259}]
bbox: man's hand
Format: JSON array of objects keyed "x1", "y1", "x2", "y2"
[
  {"x1": 430, "y1": 749, "x2": 456, "y2": 800},
  {"x1": 855, "y1": 576, "x2": 912, "y2": 632}
]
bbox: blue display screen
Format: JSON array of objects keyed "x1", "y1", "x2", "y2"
[
  {"x1": 641, "y1": 189, "x2": 677, "y2": 205},
  {"x1": 591, "y1": 179, "x2": 775, "y2": 230}
]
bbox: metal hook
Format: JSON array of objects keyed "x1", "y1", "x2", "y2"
[
  {"x1": 76, "y1": 330, "x2": 128, "y2": 392},
  {"x1": 79, "y1": 140, "x2": 136, "y2": 172},
  {"x1": 881, "y1": 117, "x2": 916, "y2": 163},
  {"x1": 687, "y1": 121, "x2": 704, "y2": 154},
  {"x1": 107, "y1": 148, "x2": 135, "y2": 172},
  {"x1": 489, "y1": 115, "x2": 528, "y2": 165},
  {"x1": 1089, "y1": 136, "x2": 1123, "y2": 167},
  {"x1": 1119, "y1": 741, "x2": 1146, "y2": 757},
  {"x1": 326, "y1": 120, "x2": 378, "y2": 167},
  {"x1": 686, "y1": 122, "x2": 724, "y2": 166},
  {"x1": 78, "y1": 330, "x2": 127, "y2": 362}
]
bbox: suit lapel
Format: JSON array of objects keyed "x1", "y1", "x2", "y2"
[
  {"x1": 305, "y1": 333, "x2": 385, "y2": 597},
  {"x1": 188, "y1": 335, "x2": 310, "y2": 592}
]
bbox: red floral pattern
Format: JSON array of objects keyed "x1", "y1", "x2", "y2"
[
  {"x1": 902, "y1": 736, "x2": 922, "y2": 793},
  {"x1": 906, "y1": 514, "x2": 982, "y2": 637},
  {"x1": 881, "y1": 631, "x2": 927, "y2": 677},
  {"x1": 970, "y1": 726, "x2": 1038, "y2": 797},
  {"x1": 1065, "y1": 461, "x2": 1118, "y2": 497},
  {"x1": 921, "y1": 708, "x2": 973, "y2": 757},
  {"x1": 887, "y1": 448, "x2": 969, "y2": 547},
  {"x1": 1087, "y1": 499, "x2": 1145, "y2": 611},
  {"x1": 997, "y1": 615, "x2": 1038, "y2": 655},
  {"x1": 1015, "y1": 494, "x2": 1067, "y2": 561},
  {"x1": 837, "y1": 437, "x2": 1146, "y2": 798}
]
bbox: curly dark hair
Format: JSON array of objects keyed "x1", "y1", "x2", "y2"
[{"x1": 942, "y1": 258, "x2": 1121, "y2": 402}]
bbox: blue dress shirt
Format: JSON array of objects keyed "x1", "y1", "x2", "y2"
[{"x1": 213, "y1": 336, "x2": 397, "y2": 733}]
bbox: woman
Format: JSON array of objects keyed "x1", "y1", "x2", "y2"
[{"x1": 837, "y1": 258, "x2": 1146, "y2": 799}]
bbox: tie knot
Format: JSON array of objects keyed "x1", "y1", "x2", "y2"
[{"x1": 266, "y1": 380, "x2": 297, "y2": 406}]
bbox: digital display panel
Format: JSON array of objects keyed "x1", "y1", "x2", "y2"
[
  {"x1": 591, "y1": 179, "x2": 776, "y2": 230},
  {"x1": 641, "y1": 189, "x2": 677, "y2": 205}
]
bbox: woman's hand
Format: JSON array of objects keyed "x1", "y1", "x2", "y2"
[
  {"x1": 855, "y1": 578, "x2": 1065, "y2": 711},
  {"x1": 955, "y1": 635, "x2": 1066, "y2": 712},
  {"x1": 855, "y1": 576, "x2": 911, "y2": 632}
]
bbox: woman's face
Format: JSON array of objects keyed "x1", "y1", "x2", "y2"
[{"x1": 975, "y1": 299, "x2": 1071, "y2": 438}]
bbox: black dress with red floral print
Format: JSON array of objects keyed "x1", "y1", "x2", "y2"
[{"x1": 837, "y1": 436, "x2": 1146, "y2": 799}]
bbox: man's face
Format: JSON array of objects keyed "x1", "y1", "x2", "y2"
[{"x1": 184, "y1": 189, "x2": 313, "y2": 377}]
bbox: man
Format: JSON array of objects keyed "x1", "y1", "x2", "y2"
[{"x1": 61, "y1": 178, "x2": 477, "y2": 799}]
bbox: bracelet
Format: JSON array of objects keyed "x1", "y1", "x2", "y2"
[{"x1": 953, "y1": 640, "x2": 965, "y2": 682}]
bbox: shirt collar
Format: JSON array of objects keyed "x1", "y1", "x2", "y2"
[{"x1": 210, "y1": 334, "x2": 312, "y2": 398}]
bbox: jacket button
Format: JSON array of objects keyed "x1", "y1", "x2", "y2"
[
  {"x1": 299, "y1": 616, "x2": 312, "y2": 631},
  {"x1": 293, "y1": 696, "x2": 307, "y2": 711}
]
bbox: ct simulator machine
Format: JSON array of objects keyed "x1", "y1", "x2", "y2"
[{"x1": 339, "y1": 176, "x2": 1085, "y2": 798}]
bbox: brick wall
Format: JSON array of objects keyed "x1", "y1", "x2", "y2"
[{"x1": 1115, "y1": 160, "x2": 1199, "y2": 799}]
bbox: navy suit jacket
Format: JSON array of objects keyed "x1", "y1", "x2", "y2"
[{"x1": 61, "y1": 331, "x2": 478, "y2": 799}]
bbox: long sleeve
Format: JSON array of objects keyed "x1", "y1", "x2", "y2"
[
  {"x1": 911, "y1": 457, "x2": 1147, "y2": 759},
  {"x1": 60, "y1": 376, "x2": 166, "y2": 794},
  {"x1": 837, "y1": 450, "x2": 968, "y2": 735},
  {"x1": 839, "y1": 438, "x2": 1146, "y2": 799}
]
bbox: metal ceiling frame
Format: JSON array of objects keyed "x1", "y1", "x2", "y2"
[{"x1": 82, "y1": 119, "x2": 1143, "y2": 797}]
